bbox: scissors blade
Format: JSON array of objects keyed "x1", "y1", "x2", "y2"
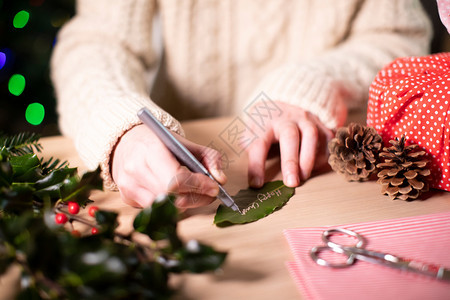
[
  {"x1": 357, "y1": 251, "x2": 450, "y2": 282},
  {"x1": 403, "y1": 259, "x2": 450, "y2": 282}
]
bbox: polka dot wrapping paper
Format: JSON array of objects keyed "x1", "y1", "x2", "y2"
[{"x1": 367, "y1": 53, "x2": 450, "y2": 192}]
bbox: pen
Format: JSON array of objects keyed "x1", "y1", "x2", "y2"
[{"x1": 137, "y1": 107, "x2": 241, "y2": 213}]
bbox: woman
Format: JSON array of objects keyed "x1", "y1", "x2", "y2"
[{"x1": 51, "y1": 0, "x2": 431, "y2": 209}]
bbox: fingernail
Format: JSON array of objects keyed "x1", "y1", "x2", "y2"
[
  {"x1": 250, "y1": 177, "x2": 262, "y2": 188},
  {"x1": 212, "y1": 168, "x2": 226, "y2": 182},
  {"x1": 301, "y1": 170, "x2": 312, "y2": 181},
  {"x1": 206, "y1": 186, "x2": 219, "y2": 197},
  {"x1": 285, "y1": 174, "x2": 299, "y2": 187}
]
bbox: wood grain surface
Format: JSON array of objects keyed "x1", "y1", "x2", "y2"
[{"x1": 2, "y1": 114, "x2": 449, "y2": 300}]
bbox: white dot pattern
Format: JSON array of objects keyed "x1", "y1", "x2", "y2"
[{"x1": 367, "y1": 53, "x2": 450, "y2": 191}]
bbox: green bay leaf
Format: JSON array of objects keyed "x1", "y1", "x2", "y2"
[{"x1": 214, "y1": 180, "x2": 295, "y2": 227}]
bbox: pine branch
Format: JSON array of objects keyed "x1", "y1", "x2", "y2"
[
  {"x1": 40, "y1": 157, "x2": 69, "y2": 174},
  {"x1": 0, "y1": 132, "x2": 42, "y2": 156}
]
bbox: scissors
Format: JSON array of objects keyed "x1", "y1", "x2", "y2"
[{"x1": 310, "y1": 228, "x2": 450, "y2": 282}]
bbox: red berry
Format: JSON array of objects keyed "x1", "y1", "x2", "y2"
[
  {"x1": 55, "y1": 213, "x2": 68, "y2": 224},
  {"x1": 88, "y1": 206, "x2": 99, "y2": 217},
  {"x1": 71, "y1": 230, "x2": 81, "y2": 237},
  {"x1": 67, "y1": 202, "x2": 80, "y2": 215},
  {"x1": 91, "y1": 227, "x2": 99, "y2": 235}
]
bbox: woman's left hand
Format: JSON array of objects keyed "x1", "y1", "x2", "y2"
[{"x1": 245, "y1": 101, "x2": 334, "y2": 188}]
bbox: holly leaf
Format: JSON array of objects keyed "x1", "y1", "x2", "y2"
[
  {"x1": 133, "y1": 194, "x2": 181, "y2": 248},
  {"x1": 34, "y1": 167, "x2": 77, "y2": 191},
  {"x1": 214, "y1": 180, "x2": 295, "y2": 227},
  {"x1": 33, "y1": 167, "x2": 78, "y2": 201},
  {"x1": 60, "y1": 167, "x2": 103, "y2": 205},
  {"x1": 9, "y1": 153, "x2": 41, "y2": 182},
  {"x1": 171, "y1": 240, "x2": 227, "y2": 273}
]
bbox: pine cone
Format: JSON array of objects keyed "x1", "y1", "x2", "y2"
[
  {"x1": 377, "y1": 136, "x2": 431, "y2": 201},
  {"x1": 328, "y1": 123, "x2": 383, "y2": 181}
]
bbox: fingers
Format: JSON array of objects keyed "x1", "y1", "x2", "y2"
[
  {"x1": 244, "y1": 102, "x2": 330, "y2": 187},
  {"x1": 297, "y1": 119, "x2": 318, "y2": 181},
  {"x1": 247, "y1": 137, "x2": 272, "y2": 188},
  {"x1": 124, "y1": 168, "x2": 220, "y2": 210},
  {"x1": 179, "y1": 135, "x2": 228, "y2": 185},
  {"x1": 174, "y1": 193, "x2": 217, "y2": 209},
  {"x1": 119, "y1": 185, "x2": 156, "y2": 208},
  {"x1": 198, "y1": 148, "x2": 227, "y2": 185},
  {"x1": 309, "y1": 114, "x2": 335, "y2": 168},
  {"x1": 277, "y1": 122, "x2": 300, "y2": 187},
  {"x1": 167, "y1": 172, "x2": 219, "y2": 197},
  {"x1": 167, "y1": 171, "x2": 219, "y2": 209}
]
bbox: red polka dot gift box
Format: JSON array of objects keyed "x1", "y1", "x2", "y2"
[{"x1": 367, "y1": 53, "x2": 450, "y2": 192}]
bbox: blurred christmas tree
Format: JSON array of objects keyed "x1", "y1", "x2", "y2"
[{"x1": 0, "y1": 0, "x2": 74, "y2": 136}]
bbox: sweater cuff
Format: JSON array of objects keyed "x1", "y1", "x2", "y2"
[{"x1": 248, "y1": 64, "x2": 348, "y2": 129}]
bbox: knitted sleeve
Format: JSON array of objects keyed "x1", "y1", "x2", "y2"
[
  {"x1": 50, "y1": 0, "x2": 183, "y2": 189},
  {"x1": 249, "y1": 0, "x2": 432, "y2": 129}
]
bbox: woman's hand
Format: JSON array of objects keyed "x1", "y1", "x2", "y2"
[
  {"x1": 111, "y1": 124, "x2": 227, "y2": 209},
  {"x1": 245, "y1": 102, "x2": 334, "y2": 188}
]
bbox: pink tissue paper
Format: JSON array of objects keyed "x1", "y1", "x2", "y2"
[{"x1": 284, "y1": 212, "x2": 450, "y2": 300}]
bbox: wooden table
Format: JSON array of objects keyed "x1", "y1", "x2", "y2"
[{"x1": 3, "y1": 115, "x2": 450, "y2": 300}]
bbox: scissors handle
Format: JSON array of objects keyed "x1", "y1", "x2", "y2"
[
  {"x1": 322, "y1": 228, "x2": 365, "y2": 249},
  {"x1": 310, "y1": 245, "x2": 356, "y2": 268},
  {"x1": 310, "y1": 228, "x2": 364, "y2": 268}
]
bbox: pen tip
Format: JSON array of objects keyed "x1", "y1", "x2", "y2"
[{"x1": 231, "y1": 204, "x2": 242, "y2": 214}]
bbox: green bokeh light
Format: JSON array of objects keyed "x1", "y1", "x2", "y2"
[
  {"x1": 13, "y1": 10, "x2": 30, "y2": 28},
  {"x1": 25, "y1": 103, "x2": 45, "y2": 125},
  {"x1": 8, "y1": 74, "x2": 26, "y2": 96}
]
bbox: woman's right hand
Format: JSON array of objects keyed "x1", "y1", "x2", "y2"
[{"x1": 111, "y1": 124, "x2": 227, "y2": 209}]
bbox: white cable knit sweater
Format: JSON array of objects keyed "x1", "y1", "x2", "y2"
[{"x1": 51, "y1": 0, "x2": 432, "y2": 189}]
